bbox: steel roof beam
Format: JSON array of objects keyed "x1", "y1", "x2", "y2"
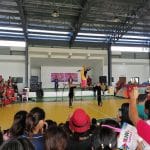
[
  {"x1": 16, "y1": 0, "x2": 29, "y2": 87},
  {"x1": 110, "y1": 0, "x2": 150, "y2": 43},
  {"x1": 69, "y1": 0, "x2": 93, "y2": 48}
]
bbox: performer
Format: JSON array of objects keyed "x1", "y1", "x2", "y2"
[
  {"x1": 80, "y1": 65, "x2": 91, "y2": 89},
  {"x1": 100, "y1": 82, "x2": 107, "y2": 96},
  {"x1": 87, "y1": 75, "x2": 92, "y2": 87},
  {"x1": 95, "y1": 83, "x2": 102, "y2": 106},
  {"x1": 68, "y1": 83, "x2": 76, "y2": 107},
  {"x1": 54, "y1": 76, "x2": 59, "y2": 92},
  {"x1": 68, "y1": 75, "x2": 73, "y2": 86}
]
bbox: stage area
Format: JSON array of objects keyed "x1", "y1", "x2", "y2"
[
  {"x1": 0, "y1": 97, "x2": 126, "y2": 130},
  {"x1": 29, "y1": 87, "x2": 115, "y2": 101}
]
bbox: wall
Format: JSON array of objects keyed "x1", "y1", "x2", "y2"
[
  {"x1": 103, "y1": 58, "x2": 149, "y2": 84},
  {"x1": 0, "y1": 55, "x2": 25, "y2": 91}
]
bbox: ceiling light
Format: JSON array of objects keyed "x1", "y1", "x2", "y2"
[
  {"x1": 51, "y1": 10, "x2": 59, "y2": 17},
  {"x1": 113, "y1": 16, "x2": 120, "y2": 22}
]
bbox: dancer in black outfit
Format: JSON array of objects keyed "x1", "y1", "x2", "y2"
[
  {"x1": 95, "y1": 83, "x2": 102, "y2": 106},
  {"x1": 54, "y1": 76, "x2": 59, "y2": 91},
  {"x1": 69, "y1": 84, "x2": 76, "y2": 107}
]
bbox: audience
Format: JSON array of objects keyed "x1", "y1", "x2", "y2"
[
  {"x1": 68, "y1": 108, "x2": 93, "y2": 150},
  {"x1": 0, "y1": 76, "x2": 18, "y2": 105},
  {"x1": 90, "y1": 118, "x2": 98, "y2": 134},
  {"x1": 3, "y1": 110, "x2": 28, "y2": 141},
  {"x1": 45, "y1": 126, "x2": 68, "y2": 150},
  {"x1": 117, "y1": 102, "x2": 133, "y2": 126},
  {"x1": 136, "y1": 94, "x2": 148, "y2": 119},
  {"x1": 0, "y1": 128, "x2": 3, "y2": 146},
  {"x1": 0, "y1": 137, "x2": 35, "y2": 150},
  {"x1": 92, "y1": 119, "x2": 119, "y2": 150},
  {"x1": 1, "y1": 89, "x2": 150, "y2": 150},
  {"x1": 145, "y1": 100, "x2": 150, "y2": 120},
  {"x1": 23, "y1": 107, "x2": 45, "y2": 150},
  {"x1": 129, "y1": 87, "x2": 150, "y2": 145}
]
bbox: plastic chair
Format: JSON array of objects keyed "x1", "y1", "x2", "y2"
[{"x1": 22, "y1": 88, "x2": 29, "y2": 102}]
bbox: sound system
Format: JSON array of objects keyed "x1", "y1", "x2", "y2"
[
  {"x1": 112, "y1": 77, "x2": 114, "y2": 82},
  {"x1": 99, "y1": 76, "x2": 107, "y2": 83}
]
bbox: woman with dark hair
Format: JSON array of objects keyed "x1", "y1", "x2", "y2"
[
  {"x1": 92, "y1": 123, "x2": 119, "y2": 150},
  {"x1": 117, "y1": 102, "x2": 133, "y2": 126},
  {"x1": 0, "y1": 137, "x2": 35, "y2": 150},
  {"x1": 23, "y1": 107, "x2": 45, "y2": 150},
  {"x1": 144, "y1": 100, "x2": 150, "y2": 119},
  {"x1": 3, "y1": 110, "x2": 28, "y2": 141},
  {"x1": 45, "y1": 126, "x2": 68, "y2": 150}
]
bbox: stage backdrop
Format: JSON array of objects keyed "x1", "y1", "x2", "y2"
[{"x1": 41, "y1": 66, "x2": 82, "y2": 88}]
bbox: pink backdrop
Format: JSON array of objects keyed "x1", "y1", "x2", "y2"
[{"x1": 51, "y1": 73, "x2": 78, "y2": 82}]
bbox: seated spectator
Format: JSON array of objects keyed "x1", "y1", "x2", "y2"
[
  {"x1": 58, "y1": 121, "x2": 72, "y2": 138},
  {"x1": 146, "y1": 86, "x2": 150, "y2": 100},
  {"x1": 3, "y1": 110, "x2": 28, "y2": 141},
  {"x1": 129, "y1": 87, "x2": 150, "y2": 144},
  {"x1": 144, "y1": 100, "x2": 150, "y2": 120},
  {"x1": 90, "y1": 118, "x2": 97, "y2": 134},
  {"x1": 0, "y1": 137, "x2": 35, "y2": 150},
  {"x1": 100, "y1": 118, "x2": 120, "y2": 131},
  {"x1": 0, "y1": 127, "x2": 3, "y2": 146},
  {"x1": 68, "y1": 108, "x2": 93, "y2": 150},
  {"x1": 23, "y1": 107, "x2": 45, "y2": 150},
  {"x1": 45, "y1": 126, "x2": 68, "y2": 150},
  {"x1": 92, "y1": 119, "x2": 120, "y2": 150},
  {"x1": 12, "y1": 82, "x2": 18, "y2": 93},
  {"x1": 136, "y1": 94, "x2": 148, "y2": 119},
  {"x1": 117, "y1": 103, "x2": 133, "y2": 127},
  {"x1": 43, "y1": 119, "x2": 57, "y2": 133},
  {"x1": 2, "y1": 84, "x2": 16, "y2": 105}
]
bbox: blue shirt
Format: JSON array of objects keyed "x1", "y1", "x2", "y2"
[
  {"x1": 137, "y1": 104, "x2": 148, "y2": 120},
  {"x1": 22, "y1": 134, "x2": 44, "y2": 150}
]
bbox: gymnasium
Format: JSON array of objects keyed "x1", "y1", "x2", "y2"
[{"x1": 0, "y1": 0, "x2": 150, "y2": 149}]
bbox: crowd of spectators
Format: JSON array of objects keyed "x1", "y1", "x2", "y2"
[
  {"x1": 0, "y1": 88, "x2": 150, "y2": 150},
  {"x1": 0, "y1": 76, "x2": 18, "y2": 105}
]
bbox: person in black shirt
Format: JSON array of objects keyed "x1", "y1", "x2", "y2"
[
  {"x1": 95, "y1": 83, "x2": 102, "y2": 106},
  {"x1": 69, "y1": 83, "x2": 76, "y2": 107},
  {"x1": 54, "y1": 76, "x2": 59, "y2": 91}
]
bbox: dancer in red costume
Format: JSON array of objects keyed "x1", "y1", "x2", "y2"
[{"x1": 79, "y1": 65, "x2": 91, "y2": 89}]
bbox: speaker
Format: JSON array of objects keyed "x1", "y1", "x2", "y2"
[
  {"x1": 112, "y1": 77, "x2": 114, "y2": 82},
  {"x1": 99, "y1": 76, "x2": 107, "y2": 83}
]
